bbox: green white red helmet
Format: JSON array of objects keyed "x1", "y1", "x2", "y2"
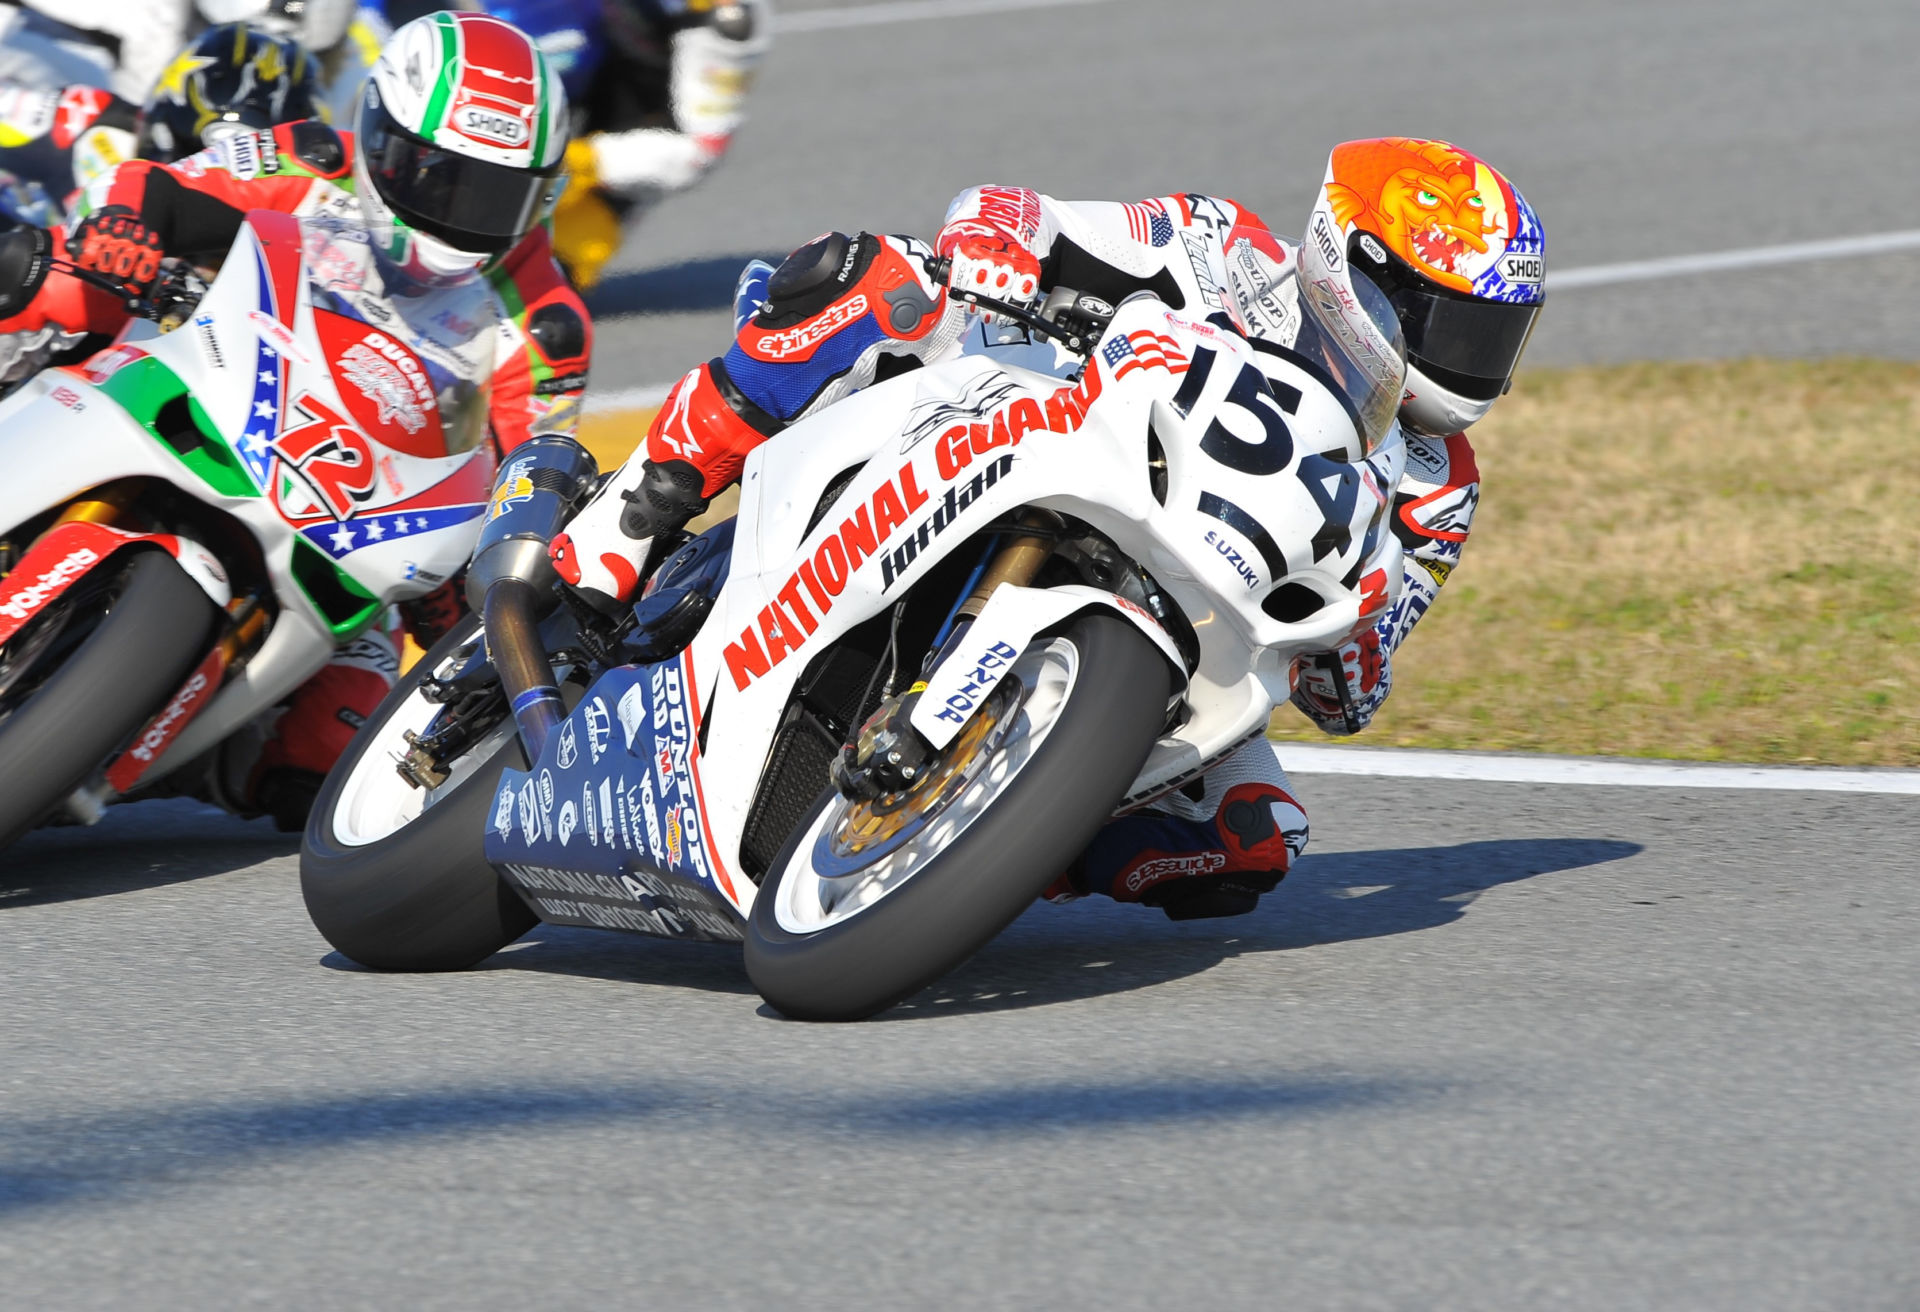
[{"x1": 354, "y1": 12, "x2": 569, "y2": 281}]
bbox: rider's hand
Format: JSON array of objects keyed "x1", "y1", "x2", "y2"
[
  {"x1": 936, "y1": 223, "x2": 1042, "y2": 317},
  {"x1": 1291, "y1": 628, "x2": 1385, "y2": 735},
  {"x1": 69, "y1": 206, "x2": 163, "y2": 299}
]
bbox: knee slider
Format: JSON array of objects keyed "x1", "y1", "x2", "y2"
[
  {"x1": 757, "y1": 231, "x2": 880, "y2": 327},
  {"x1": 618, "y1": 459, "x2": 709, "y2": 540}
]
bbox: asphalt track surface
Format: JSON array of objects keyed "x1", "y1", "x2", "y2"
[{"x1": 4, "y1": 2, "x2": 1919, "y2": 1307}]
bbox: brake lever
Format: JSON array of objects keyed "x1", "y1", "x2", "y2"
[{"x1": 925, "y1": 254, "x2": 1104, "y2": 357}]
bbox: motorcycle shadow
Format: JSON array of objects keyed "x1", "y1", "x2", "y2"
[
  {"x1": 585, "y1": 252, "x2": 782, "y2": 318},
  {"x1": 879, "y1": 836, "x2": 1644, "y2": 1020},
  {"x1": 0, "y1": 799, "x2": 293, "y2": 909}
]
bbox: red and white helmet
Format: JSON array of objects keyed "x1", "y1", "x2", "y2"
[
  {"x1": 1304, "y1": 138, "x2": 1546, "y2": 436},
  {"x1": 353, "y1": 12, "x2": 569, "y2": 282}
]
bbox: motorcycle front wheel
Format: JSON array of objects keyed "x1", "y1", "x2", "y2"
[
  {"x1": 745, "y1": 612, "x2": 1171, "y2": 1022},
  {"x1": 0, "y1": 549, "x2": 217, "y2": 850},
  {"x1": 300, "y1": 614, "x2": 537, "y2": 971}
]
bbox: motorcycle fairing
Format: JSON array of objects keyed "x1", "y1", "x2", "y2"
[
  {"x1": 0, "y1": 211, "x2": 509, "y2": 788},
  {"x1": 0, "y1": 519, "x2": 231, "y2": 647},
  {"x1": 488, "y1": 296, "x2": 1407, "y2": 932},
  {"x1": 486, "y1": 646, "x2": 748, "y2": 939}
]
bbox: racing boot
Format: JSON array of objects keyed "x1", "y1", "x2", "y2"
[
  {"x1": 210, "y1": 630, "x2": 399, "y2": 831},
  {"x1": 1057, "y1": 739, "x2": 1309, "y2": 920},
  {"x1": 549, "y1": 448, "x2": 710, "y2": 612}
]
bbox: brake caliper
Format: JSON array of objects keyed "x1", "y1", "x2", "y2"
[{"x1": 831, "y1": 687, "x2": 936, "y2": 803}]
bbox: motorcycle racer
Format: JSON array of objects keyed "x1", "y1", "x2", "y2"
[
  {"x1": 0, "y1": 0, "x2": 356, "y2": 102},
  {"x1": 510, "y1": 0, "x2": 773, "y2": 289},
  {"x1": 0, "y1": 24, "x2": 325, "y2": 229},
  {"x1": 553, "y1": 138, "x2": 1543, "y2": 916},
  {"x1": 0, "y1": 11, "x2": 592, "y2": 828}
]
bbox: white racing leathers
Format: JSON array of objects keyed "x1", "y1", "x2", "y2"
[
  {"x1": 571, "y1": 186, "x2": 1482, "y2": 916},
  {"x1": 0, "y1": 1, "x2": 194, "y2": 99},
  {"x1": 589, "y1": 0, "x2": 772, "y2": 215}
]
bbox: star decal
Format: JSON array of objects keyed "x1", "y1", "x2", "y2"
[
  {"x1": 415, "y1": 517, "x2": 428, "y2": 531},
  {"x1": 242, "y1": 430, "x2": 268, "y2": 454},
  {"x1": 329, "y1": 524, "x2": 355, "y2": 553},
  {"x1": 150, "y1": 51, "x2": 216, "y2": 105},
  {"x1": 258, "y1": 370, "x2": 276, "y2": 385},
  {"x1": 253, "y1": 399, "x2": 275, "y2": 419},
  {"x1": 393, "y1": 517, "x2": 411, "y2": 534},
  {"x1": 364, "y1": 519, "x2": 385, "y2": 542}
]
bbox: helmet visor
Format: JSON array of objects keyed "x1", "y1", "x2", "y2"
[
  {"x1": 359, "y1": 93, "x2": 557, "y2": 256},
  {"x1": 1362, "y1": 241, "x2": 1540, "y2": 401},
  {"x1": 1293, "y1": 267, "x2": 1407, "y2": 453}
]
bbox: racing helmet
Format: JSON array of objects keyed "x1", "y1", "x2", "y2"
[
  {"x1": 194, "y1": 0, "x2": 359, "y2": 55},
  {"x1": 1306, "y1": 138, "x2": 1545, "y2": 436},
  {"x1": 353, "y1": 12, "x2": 569, "y2": 283},
  {"x1": 137, "y1": 23, "x2": 324, "y2": 164}
]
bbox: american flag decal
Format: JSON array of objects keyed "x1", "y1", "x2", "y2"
[
  {"x1": 1102, "y1": 330, "x2": 1190, "y2": 381},
  {"x1": 1123, "y1": 199, "x2": 1174, "y2": 247}
]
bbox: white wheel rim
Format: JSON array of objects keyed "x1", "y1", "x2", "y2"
[
  {"x1": 327, "y1": 638, "x2": 516, "y2": 848},
  {"x1": 770, "y1": 637, "x2": 1081, "y2": 935}
]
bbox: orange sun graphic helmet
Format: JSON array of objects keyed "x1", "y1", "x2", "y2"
[{"x1": 1300, "y1": 138, "x2": 1545, "y2": 436}]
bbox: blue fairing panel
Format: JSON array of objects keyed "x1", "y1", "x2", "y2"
[{"x1": 485, "y1": 652, "x2": 744, "y2": 942}]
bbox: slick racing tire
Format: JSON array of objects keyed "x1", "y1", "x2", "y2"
[
  {"x1": 746, "y1": 613, "x2": 1171, "y2": 1022},
  {"x1": 0, "y1": 548, "x2": 217, "y2": 851},
  {"x1": 301, "y1": 615, "x2": 538, "y2": 971}
]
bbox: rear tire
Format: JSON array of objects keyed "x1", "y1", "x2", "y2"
[
  {"x1": 0, "y1": 549, "x2": 216, "y2": 850},
  {"x1": 745, "y1": 613, "x2": 1171, "y2": 1021},
  {"x1": 300, "y1": 616, "x2": 537, "y2": 971}
]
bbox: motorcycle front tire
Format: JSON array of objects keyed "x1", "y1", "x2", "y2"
[
  {"x1": 745, "y1": 613, "x2": 1172, "y2": 1022},
  {"x1": 0, "y1": 549, "x2": 217, "y2": 850}
]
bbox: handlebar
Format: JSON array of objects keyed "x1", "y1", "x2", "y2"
[
  {"x1": 926, "y1": 255, "x2": 1115, "y2": 357},
  {"x1": 51, "y1": 258, "x2": 207, "y2": 328}
]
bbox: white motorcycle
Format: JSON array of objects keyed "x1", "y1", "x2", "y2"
[
  {"x1": 0, "y1": 210, "x2": 510, "y2": 849},
  {"x1": 303, "y1": 275, "x2": 1408, "y2": 1020}
]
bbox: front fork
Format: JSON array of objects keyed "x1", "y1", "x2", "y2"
[{"x1": 834, "y1": 510, "x2": 1064, "y2": 801}]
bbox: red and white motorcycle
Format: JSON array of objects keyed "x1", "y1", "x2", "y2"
[
  {"x1": 0, "y1": 211, "x2": 507, "y2": 850},
  {"x1": 304, "y1": 277, "x2": 1407, "y2": 1021}
]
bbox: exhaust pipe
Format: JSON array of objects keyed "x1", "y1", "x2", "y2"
[{"x1": 466, "y1": 437, "x2": 599, "y2": 762}]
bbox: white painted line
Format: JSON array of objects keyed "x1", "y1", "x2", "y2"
[
  {"x1": 776, "y1": 0, "x2": 1110, "y2": 34},
  {"x1": 1552, "y1": 228, "x2": 1920, "y2": 290},
  {"x1": 1274, "y1": 742, "x2": 1920, "y2": 795},
  {"x1": 584, "y1": 383, "x2": 673, "y2": 416}
]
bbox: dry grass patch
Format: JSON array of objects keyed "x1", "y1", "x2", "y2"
[
  {"x1": 572, "y1": 368, "x2": 1919, "y2": 764},
  {"x1": 1273, "y1": 359, "x2": 1920, "y2": 765}
]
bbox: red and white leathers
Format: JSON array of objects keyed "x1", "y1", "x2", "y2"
[
  {"x1": 0, "y1": 120, "x2": 593, "y2": 438},
  {"x1": 0, "y1": 122, "x2": 592, "y2": 824},
  {"x1": 559, "y1": 185, "x2": 1482, "y2": 916}
]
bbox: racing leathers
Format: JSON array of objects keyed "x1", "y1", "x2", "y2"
[
  {"x1": 0, "y1": 118, "x2": 594, "y2": 826},
  {"x1": 0, "y1": 81, "x2": 134, "y2": 222},
  {"x1": 548, "y1": 0, "x2": 772, "y2": 287},
  {"x1": 555, "y1": 186, "x2": 1480, "y2": 915}
]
